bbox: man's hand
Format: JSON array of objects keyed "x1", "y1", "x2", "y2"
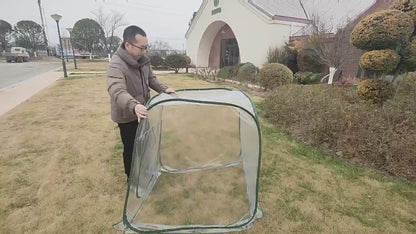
[
  {"x1": 164, "y1": 87, "x2": 176, "y2": 94},
  {"x1": 134, "y1": 104, "x2": 149, "y2": 122}
]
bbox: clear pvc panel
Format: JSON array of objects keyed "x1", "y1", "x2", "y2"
[
  {"x1": 160, "y1": 104, "x2": 241, "y2": 171},
  {"x1": 135, "y1": 167, "x2": 248, "y2": 226},
  {"x1": 125, "y1": 107, "x2": 162, "y2": 223},
  {"x1": 123, "y1": 92, "x2": 261, "y2": 233},
  {"x1": 239, "y1": 109, "x2": 261, "y2": 215},
  {"x1": 148, "y1": 90, "x2": 256, "y2": 116}
]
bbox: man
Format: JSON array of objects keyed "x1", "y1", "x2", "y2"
[{"x1": 107, "y1": 25, "x2": 175, "y2": 178}]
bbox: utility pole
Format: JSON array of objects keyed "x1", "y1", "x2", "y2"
[
  {"x1": 37, "y1": 0, "x2": 48, "y2": 46},
  {"x1": 298, "y1": 0, "x2": 309, "y2": 20}
]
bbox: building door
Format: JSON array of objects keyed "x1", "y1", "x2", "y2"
[{"x1": 220, "y1": 38, "x2": 239, "y2": 67}]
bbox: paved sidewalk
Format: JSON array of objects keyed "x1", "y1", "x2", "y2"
[
  {"x1": 0, "y1": 69, "x2": 190, "y2": 116},
  {"x1": 0, "y1": 69, "x2": 62, "y2": 116},
  {"x1": 154, "y1": 70, "x2": 179, "y2": 74}
]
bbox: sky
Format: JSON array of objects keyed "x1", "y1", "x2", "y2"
[{"x1": 1, "y1": 0, "x2": 203, "y2": 50}]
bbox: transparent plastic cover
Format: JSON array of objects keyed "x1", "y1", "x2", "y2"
[{"x1": 121, "y1": 89, "x2": 262, "y2": 233}]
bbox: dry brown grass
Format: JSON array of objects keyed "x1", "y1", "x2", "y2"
[
  {"x1": 134, "y1": 104, "x2": 247, "y2": 226},
  {"x1": 0, "y1": 71, "x2": 124, "y2": 233},
  {"x1": 137, "y1": 167, "x2": 248, "y2": 225},
  {"x1": 160, "y1": 105, "x2": 241, "y2": 169},
  {"x1": 67, "y1": 59, "x2": 109, "y2": 72},
  {"x1": 0, "y1": 61, "x2": 415, "y2": 233}
]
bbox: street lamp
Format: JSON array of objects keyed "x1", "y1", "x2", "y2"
[
  {"x1": 51, "y1": 14, "x2": 68, "y2": 78},
  {"x1": 66, "y1": 28, "x2": 78, "y2": 69}
]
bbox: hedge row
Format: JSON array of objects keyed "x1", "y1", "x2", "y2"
[{"x1": 261, "y1": 73, "x2": 416, "y2": 180}]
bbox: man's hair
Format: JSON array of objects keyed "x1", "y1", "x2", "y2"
[{"x1": 122, "y1": 25, "x2": 147, "y2": 49}]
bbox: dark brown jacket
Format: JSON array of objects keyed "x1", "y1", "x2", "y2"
[{"x1": 107, "y1": 47, "x2": 167, "y2": 123}]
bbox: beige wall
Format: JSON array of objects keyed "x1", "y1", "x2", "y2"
[{"x1": 186, "y1": 0, "x2": 307, "y2": 68}]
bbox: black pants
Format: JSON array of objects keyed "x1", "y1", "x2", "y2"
[{"x1": 118, "y1": 120, "x2": 139, "y2": 178}]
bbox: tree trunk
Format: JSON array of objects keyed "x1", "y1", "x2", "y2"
[{"x1": 328, "y1": 67, "x2": 337, "y2": 85}]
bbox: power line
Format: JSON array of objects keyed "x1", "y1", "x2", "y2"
[{"x1": 100, "y1": 0, "x2": 187, "y2": 17}]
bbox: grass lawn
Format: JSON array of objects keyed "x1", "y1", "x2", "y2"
[{"x1": 0, "y1": 61, "x2": 415, "y2": 233}]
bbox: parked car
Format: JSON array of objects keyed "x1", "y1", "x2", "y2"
[{"x1": 4, "y1": 47, "x2": 30, "y2": 63}]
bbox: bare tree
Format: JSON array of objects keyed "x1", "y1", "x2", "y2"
[
  {"x1": 148, "y1": 41, "x2": 173, "y2": 57},
  {"x1": 150, "y1": 41, "x2": 172, "y2": 50},
  {"x1": 301, "y1": 14, "x2": 354, "y2": 83},
  {"x1": 296, "y1": 1, "x2": 352, "y2": 83},
  {"x1": 91, "y1": 7, "x2": 127, "y2": 54},
  {"x1": 305, "y1": 15, "x2": 351, "y2": 68}
]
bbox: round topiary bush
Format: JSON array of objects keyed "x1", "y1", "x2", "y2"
[
  {"x1": 351, "y1": 10, "x2": 414, "y2": 50},
  {"x1": 259, "y1": 63, "x2": 294, "y2": 90},
  {"x1": 149, "y1": 54, "x2": 164, "y2": 68},
  {"x1": 359, "y1": 49, "x2": 400, "y2": 73},
  {"x1": 237, "y1": 62, "x2": 258, "y2": 83},
  {"x1": 267, "y1": 45, "x2": 298, "y2": 73},
  {"x1": 390, "y1": 0, "x2": 416, "y2": 26},
  {"x1": 357, "y1": 79, "x2": 394, "y2": 103},
  {"x1": 217, "y1": 65, "x2": 238, "y2": 79},
  {"x1": 399, "y1": 37, "x2": 416, "y2": 71},
  {"x1": 165, "y1": 54, "x2": 188, "y2": 73}
]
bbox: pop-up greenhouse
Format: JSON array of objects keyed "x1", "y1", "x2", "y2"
[{"x1": 120, "y1": 88, "x2": 262, "y2": 233}]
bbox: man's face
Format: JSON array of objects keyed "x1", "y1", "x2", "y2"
[{"x1": 125, "y1": 34, "x2": 149, "y2": 60}]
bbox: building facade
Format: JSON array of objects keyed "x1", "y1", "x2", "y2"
[
  {"x1": 186, "y1": 0, "x2": 394, "y2": 79},
  {"x1": 185, "y1": 0, "x2": 310, "y2": 68}
]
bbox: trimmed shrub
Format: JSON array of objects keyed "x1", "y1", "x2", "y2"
[
  {"x1": 267, "y1": 45, "x2": 298, "y2": 73},
  {"x1": 393, "y1": 72, "x2": 416, "y2": 115},
  {"x1": 195, "y1": 67, "x2": 218, "y2": 80},
  {"x1": 183, "y1": 55, "x2": 192, "y2": 73},
  {"x1": 333, "y1": 77, "x2": 359, "y2": 88},
  {"x1": 237, "y1": 62, "x2": 259, "y2": 83},
  {"x1": 267, "y1": 46, "x2": 283, "y2": 63},
  {"x1": 357, "y1": 79, "x2": 394, "y2": 103},
  {"x1": 359, "y1": 49, "x2": 400, "y2": 73},
  {"x1": 217, "y1": 65, "x2": 238, "y2": 79},
  {"x1": 351, "y1": 10, "x2": 414, "y2": 50},
  {"x1": 184, "y1": 55, "x2": 191, "y2": 65},
  {"x1": 165, "y1": 54, "x2": 188, "y2": 73},
  {"x1": 261, "y1": 84, "x2": 416, "y2": 180},
  {"x1": 398, "y1": 37, "x2": 416, "y2": 71},
  {"x1": 394, "y1": 72, "x2": 416, "y2": 102},
  {"x1": 294, "y1": 71, "x2": 323, "y2": 85},
  {"x1": 259, "y1": 63, "x2": 294, "y2": 90},
  {"x1": 149, "y1": 54, "x2": 164, "y2": 68},
  {"x1": 390, "y1": 0, "x2": 416, "y2": 25}
]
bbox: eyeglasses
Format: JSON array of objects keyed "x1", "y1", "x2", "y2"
[{"x1": 130, "y1": 43, "x2": 148, "y2": 51}]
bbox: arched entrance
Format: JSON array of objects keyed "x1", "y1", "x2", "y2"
[
  {"x1": 197, "y1": 21, "x2": 240, "y2": 68},
  {"x1": 220, "y1": 37, "x2": 239, "y2": 67},
  {"x1": 210, "y1": 24, "x2": 239, "y2": 68}
]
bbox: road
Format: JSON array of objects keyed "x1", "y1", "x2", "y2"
[{"x1": 0, "y1": 61, "x2": 60, "y2": 89}]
